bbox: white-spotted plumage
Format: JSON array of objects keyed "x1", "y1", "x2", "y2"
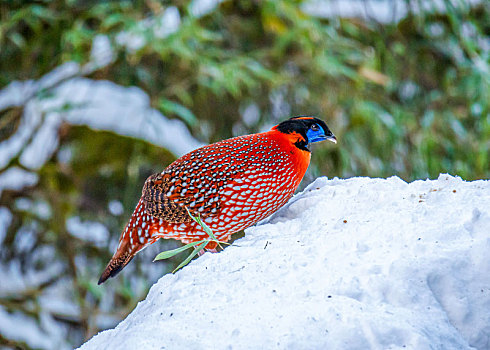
[{"x1": 99, "y1": 116, "x2": 335, "y2": 284}]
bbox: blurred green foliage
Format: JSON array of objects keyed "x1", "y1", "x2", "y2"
[
  {"x1": 2, "y1": 0, "x2": 488, "y2": 179},
  {"x1": 0, "y1": 0, "x2": 488, "y2": 348}
]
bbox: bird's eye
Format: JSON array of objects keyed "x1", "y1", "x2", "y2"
[{"x1": 310, "y1": 124, "x2": 319, "y2": 131}]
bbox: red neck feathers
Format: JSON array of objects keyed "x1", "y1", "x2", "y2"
[{"x1": 267, "y1": 128, "x2": 311, "y2": 187}]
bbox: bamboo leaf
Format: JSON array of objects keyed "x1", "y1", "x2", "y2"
[
  {"x1": 185, "y1": 207, "x2": 218, "y2": 241},
  {"x1": 153, "y1": 240, "x2": 205, "y2": 261},
  {"x1": 172, "y1": 242, "x2": 206, "y2": 273},
  {"x1": 159, "y1": 99, "x2": 198, "y2": 127}
]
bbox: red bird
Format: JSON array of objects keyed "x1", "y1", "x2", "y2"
[{"x1": 99, "y1": 116, "x2": 336, "y2": 284}]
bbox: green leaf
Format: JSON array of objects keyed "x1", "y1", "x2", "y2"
[
  {"x1": 159, "y1": 99, "x2": 198, "y2": 127},
  {"x1": 8, "y1": 32, "x2": 26, "y2": 48},
  {"x1": 185, "y1": 207, "x2": 218, "y2": 241},
  {"x1": 172, "y1": 242, "x2": 207, "y2": 273},
  {"x1": 153, "y1": 240, "x2": 205, "y2": 261}
]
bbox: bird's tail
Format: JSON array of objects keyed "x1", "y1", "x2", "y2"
[{"x1": 98, "y1": 198, "x2": 159, "y2": 284}]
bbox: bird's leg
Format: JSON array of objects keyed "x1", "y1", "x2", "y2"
[{"x1": 197, "y1": 247, "x2": 218, "y2": 256}]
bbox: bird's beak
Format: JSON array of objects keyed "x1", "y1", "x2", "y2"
[{"x1": 327, "y1": 135, "x2": 337, "y2": 144}]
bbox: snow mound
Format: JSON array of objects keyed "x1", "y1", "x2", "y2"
[{"x1": 81, "y1": 175, "x2": 490, "y2": 350}]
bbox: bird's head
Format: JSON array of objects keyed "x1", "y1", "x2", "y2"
[{"x1": 274, "y1": 116, "x2": 336, "y2": 152}]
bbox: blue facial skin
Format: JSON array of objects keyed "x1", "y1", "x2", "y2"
[
  {"x1": 305, "y1": 123, "x2": 337, "y2": 145},
  {"x1": 306, "y1": 126, "x2": 328, "y2": 143}
]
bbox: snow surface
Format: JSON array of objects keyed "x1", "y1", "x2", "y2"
[
  {"x1": 303, "y1": 0, "x2": 483, "y2": 23},
  {"x1": 0, "y1": 167, "x2": 38, "y2": 197},
  {"x1": 0, "y1": 64, "x2": 203, "y2": 171},
  {"x1": 66, "y1": 217, "x2": 110, "y2": 248},
  {"x1": 80, "y1": 174, "x2": 490, "y2": 350}
]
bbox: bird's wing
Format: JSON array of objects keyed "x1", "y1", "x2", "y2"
[
  {"x1": 141, "y1": 133, "x2": 270, "y2": 224},
  {"x1": 141, "y1": 170, "x2": 221, "y2": 224}
]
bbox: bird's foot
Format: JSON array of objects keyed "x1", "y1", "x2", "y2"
[{"x1": 197, "y1": 247, "x2": 218, "y2": 257}]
